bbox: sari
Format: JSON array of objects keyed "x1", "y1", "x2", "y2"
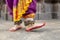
[{"x1": 5, "y1": 0, "x2": 37, "y2": 22}]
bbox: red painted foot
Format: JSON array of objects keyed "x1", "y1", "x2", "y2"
[
  {"x1": 9, "y1": 26, "x2": 22, "y2": 32},
  {"x1": 26, "y1": 22, "x2": 46, "y2": 32}
]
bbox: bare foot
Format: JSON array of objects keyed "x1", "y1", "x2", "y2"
[
  {"x1": 9, "y1": 25, "x2": 22, "y2": 32},
  {"x1": 26, "y1": 22, "x2": 46, "y2": 32}
]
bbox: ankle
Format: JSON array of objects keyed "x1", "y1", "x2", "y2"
[
  {"x1": 24, "y1": 18, "x2": 35, "y2": 27},
  {"x1": 14, "y1": 20, "x2": 22, "y2": 25}
]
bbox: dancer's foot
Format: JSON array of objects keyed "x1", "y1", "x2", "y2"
[
  {"x1": 9, "y1": 25, "x2": 22, "y2": 32},
  {"x1": 26, "y1": 22, "x2": 46, "y2": 32}
]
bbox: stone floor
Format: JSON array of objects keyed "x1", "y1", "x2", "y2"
[{"x1": 0, "y1": 19, "x2": 60, "y2": 40}]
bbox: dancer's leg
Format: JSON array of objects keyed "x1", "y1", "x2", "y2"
[
  {"x1": 7, "y1": 0, "x2": 23, "y2": 32},
  {"x1": 23, "y1": 13, "x2": 45, "y2": 32}
]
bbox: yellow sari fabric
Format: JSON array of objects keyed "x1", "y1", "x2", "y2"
[{"x1": 13, "y1": 0, "x2": 32, "y2": 22}]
